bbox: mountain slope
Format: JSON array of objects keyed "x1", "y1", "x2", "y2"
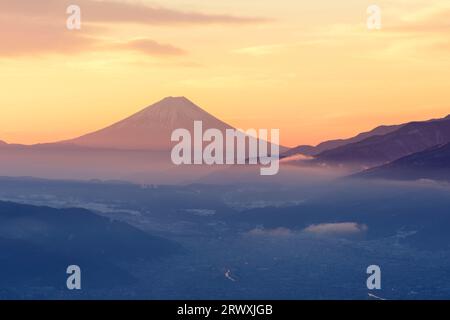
[
  {"x1": 354, "y1": 142, "x2": 450, "y2": 181},
  {"x1": 61, "y1": 96, "x2": 234, "y2": 150},
  {"x1": 0, "y1": 200, "x2": 181, "y2": 291},
  {"x1": 0, "y1": 200, "x2": 181, "y2": 260},
  {"x1": 283, "y1": 124, "x2": 403, "y2": 157},
  {"x1": 314, "y1": 115, "x2": 450, "y2": 167}
]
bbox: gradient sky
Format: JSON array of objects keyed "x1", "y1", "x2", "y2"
[{"x1": 0, "y1": 0, "x2": 449, "y2": 147}]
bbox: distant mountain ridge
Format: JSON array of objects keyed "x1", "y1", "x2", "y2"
[
  {"x1": 283, "y1": 124, "x2": 403, "y2": 157},
  {"x1": 354, "y1": 142, "x2": 450, "y2": 181},
  {"x1": 313, "y1": 115, "x2": 450, "y2": 167}
]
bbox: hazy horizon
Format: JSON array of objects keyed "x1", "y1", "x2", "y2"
[{"x1": 1, "y1": 95, "x2": 449, "y2": 149}]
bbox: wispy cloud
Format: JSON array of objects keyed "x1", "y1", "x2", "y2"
[
  {"x1": 0, "y1": 0, "x2": 268, "y2": 25},
  {"x1": 387, "y1": 5, "x2": 450, "y2": 35},
  {"x1": 245, "y1": 223, "x2": 368, "y2": 238},
  {"x1": 303, "y1": 222, "x2": 367, "y2": 236},
  {"x1": 289, "y1": 2, "x2": 450, "y2": 60},
  {"x1": 0, "y1": 0, "x2": 268, "y2": 57},
  {"x1": 0, "y1": 15, "x2": 97, "y2": 56},
  {"x1": 112, "y1": 38, "x2": 186, "y2": 56}
]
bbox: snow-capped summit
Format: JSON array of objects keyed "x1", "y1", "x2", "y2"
[
  {"x1": 115, "y1": 96, "x2": 230, "y2": 129},
  {"x1": 62, "y1": 97, "x2": 233, "y2": 150}
]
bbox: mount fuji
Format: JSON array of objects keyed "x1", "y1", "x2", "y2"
[
  {"x1": 60, "y1": 96, "x2": 235, "y2": 151},
  {"x1": 0, "y1": 97, "x2": 286, "y2": 184}
]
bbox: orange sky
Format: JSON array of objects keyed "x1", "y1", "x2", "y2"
[{"x1": 0, "y1": 0, "x2": 449, "y2": 147}]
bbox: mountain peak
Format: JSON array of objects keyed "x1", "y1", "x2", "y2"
[
  {"x1": 160, "y1": 96, "x2": 190, "y2": 103},
  {"x1": 147, "y1": 96, "x2": 201, "y2": 113},
  {"x1": 61, "y1": 96, "x2": 233, "y2": 150},
  {"x1": 130, "y1": 96, "x2": 213, "y2": 128},
  {"x1": 151, "y1": 96, "x2": 193, "y2": 108}
]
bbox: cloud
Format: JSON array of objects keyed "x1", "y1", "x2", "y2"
[
  {"x1": 288, "y1": 2, "x2": 450, "y2": 60},
  {"x1": 387, "y1": 7, "x2": 450, "y2": 34},
  {"x1": 0, "y1": 16, "x2": 97, "y2": 56},
  {"x1": 303, "y1": 222, "x2": 367, "y2": 236},
  {"x1": 0, "y1": 17, "x2": 184, "y2": 57},
  {"x1": 0, "y1": 0, "x2": 267, "y2": 26},
  {"x1": 112, "y1": 38, "x2": 186, "y2": 56},
  {"x1": 246, "y1": 222, "x2": 368, "y2": 240},
  {"x1": 82, "y1": 0, "x2": 267, "y2": 25},
  {"x1": 0, "y1": 0, "x2": 268, "y2": 57}
]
